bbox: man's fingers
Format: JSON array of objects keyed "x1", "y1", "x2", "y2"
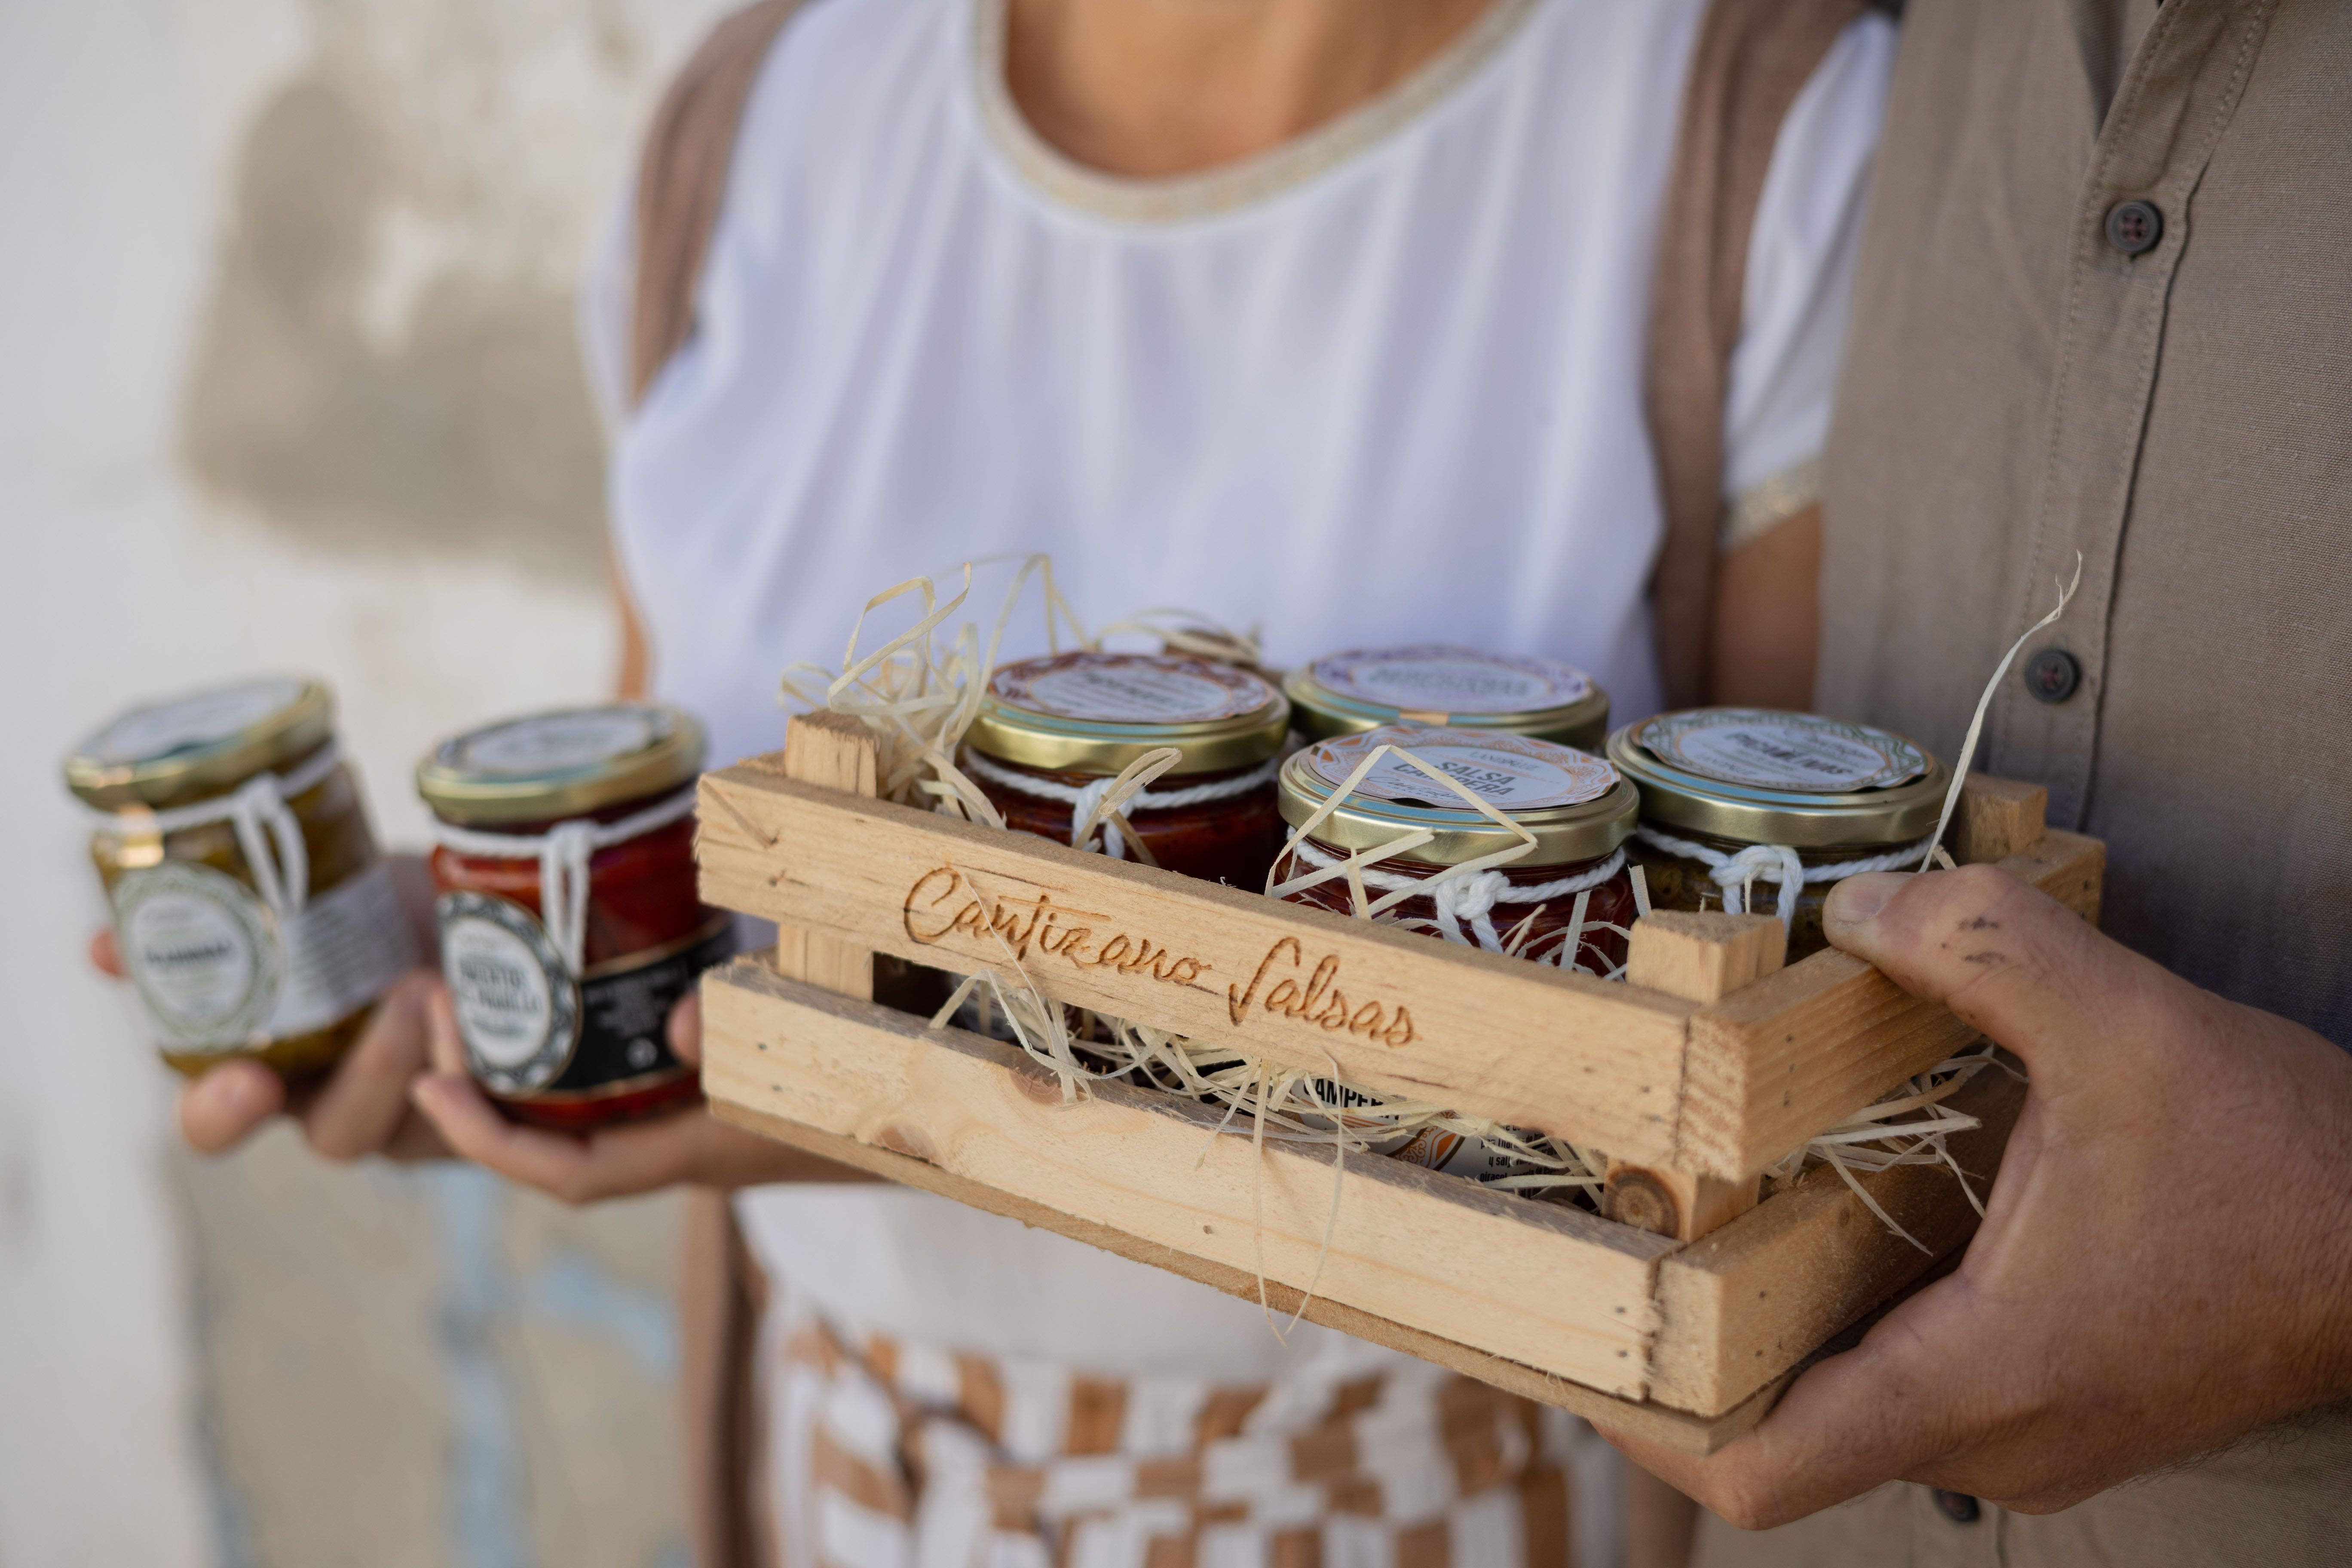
[
  {"x1": 178, "y1": 1060, "x2": 287, "y2": 1154},
  {"x1": 90, "y1": 928, "x2": 123, "y2": 978},
  {"x1": 1822, "y1": 866, "x2": 2157, "y2": 1079},
  {"x1": 300, "y1": 971, "x2": 437, "y2": 1161}
]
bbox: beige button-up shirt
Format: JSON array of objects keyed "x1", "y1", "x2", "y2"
[{"x1": 1707, "y1": 0, "x2": 2352, "y2": 1561}]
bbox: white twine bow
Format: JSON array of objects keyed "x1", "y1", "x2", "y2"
[
  {"x1": 959, "y1": 747, "x2": 1279, "y2": 867},
  {"x1": 429, "y1": 786, "x2": 698, "y2": 974},
  {"x1": 1285, "y1": 836, "x2": 1628, "y2": 968},
  {"x1": 1632, "y1": 826, "x2": 1934, "y2": 926},
  {"x1": 85, "y1": 741, "x2": 344, "y2": 918}
]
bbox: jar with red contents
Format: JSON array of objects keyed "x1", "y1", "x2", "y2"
[
  {"x1": 1272, "y1": 724, "x2": 1640, "y2": 977},
  {"x1": 417, "y1": 704, "x2": 731, "y2": 1129},
  {"x1": 958, "y1": 651, "x2": 1291, "y2": 887}
]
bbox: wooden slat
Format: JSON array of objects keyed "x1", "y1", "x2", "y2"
[
  {"x1": 765, "y1": 714, "x2": 880, "y2": 996},
  {"x1": 1669, "y1": 830, "x2": 2102, "y2": 1177},
  {"x1": 707, "y1": 1085, "x2": 1788, "y2": 1456},
  {"x1": 1647, "y1": 1065, "x2": 2026, "y2": 1415},
  {"x1": 698, "y1": 765, "x2": 1701, "y2": 1166},
  {"x1": 700, "y1": 957, "x2": 1672, "y2": 1398}
]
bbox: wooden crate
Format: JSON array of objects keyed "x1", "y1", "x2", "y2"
[{"x1": 695, "y1": 715, "x2": 2099, "y2": 1453}]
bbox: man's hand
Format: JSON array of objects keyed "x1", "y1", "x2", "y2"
[
  {"x1": 91, "y1": 928, "x2": 451, "y2": 1161},
  {"x1": 409, "y1": 985, "x2": 876, "y2": 1202},
  {"x1": 1603, "y1": 864, "x2": 2352, "y2": 1525}
]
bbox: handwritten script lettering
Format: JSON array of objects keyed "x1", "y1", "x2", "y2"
[
  {"x1": 899, "y1": 867, "x2": 1416, "y2": 1049},
  {"x1": 1226, "y1": 937, "x2": 1416, "y2": 1048},
  {"x1": 902, "y1": 867, "x2": 1208, "y2": 988}
]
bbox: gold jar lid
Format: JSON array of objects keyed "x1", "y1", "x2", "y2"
[
  {"x1": 966, "y1": 651, "x2": 1289, "y2": 776},
  {"x1": 1607, "y1": 708, "x2": 1951, "y2": 849},
  {"x1": 1283, "y1": 644, "x2": 1610, "y2": 749},
  {"x1": 418, "y1": 703, "x2": 705, "y2": 826},
  {"x1": 66, "y1": 677, "x2": 334, "y2": 812},
  {"x1": 1279, "y1": 724, "x2": 1638, "y2": 868}
]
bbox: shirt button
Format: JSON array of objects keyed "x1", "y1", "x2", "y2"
[
  {"x1": 1934, "y1": 1489, "x2": 1983, "y2": 1525},
  {"x1": 2024, "y1": 648, "x2": 2081, "y2": 704},
  {"x1": 2106, "y1": 199, "x2": 2163, "y2": 256}
]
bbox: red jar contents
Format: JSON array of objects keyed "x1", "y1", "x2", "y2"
[
  {"x1": 419, "y1": 704, "x2": 730, "y2": 1129},
  {"x1": 960, "y1": 650, "x2": 1291, "y2": 887},
  {"x1": 1273, "y1": 725, "x2": 1640, "y2": 977}
]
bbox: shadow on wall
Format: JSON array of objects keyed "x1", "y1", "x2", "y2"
[{"x1": 181, "y1": 66, "x2": 607, "y2": 584}]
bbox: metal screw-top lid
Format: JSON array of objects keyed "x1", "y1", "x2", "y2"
[
  {"x1": 417, "y1": 703, "x2": 706, "y2": 826},
  {"x1": 1278, "y1": 724, "x2": 1638, "y2": 868},
  {"x1": 1606, "y1": 708, "x2": 1950, "y2": 849},
  {"x1": 65, "y1": 676, "x2": 335, "y2": 812},
  {"x1": 966, "y1": 651, "x2": 1289, "y2": 777},
  {"x1": 1283, "y1": 644, "x2": 1609, "y2": 750}
]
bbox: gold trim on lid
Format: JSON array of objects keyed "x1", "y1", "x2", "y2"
[
  {"x1": 1606, "y1": 709, "x2": 1952, "y2": 849},
  {"x1": 1284, "y1": 645, "x2": 1610, "y2": 750},
  {"x1": 966, "y1": 651, "x2": 1290, "y2": 776},
  {"x1": 1278, "y1": 725, "x2": 1638, "y2": 867},
  {"x1": 66, "y1": 677, "x2": 334, "y2": 812},
  {"x1": 418, "y1": 704, "x2": 706, "y2": 826}
]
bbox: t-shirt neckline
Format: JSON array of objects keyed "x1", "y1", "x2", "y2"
[{"x1": 967, "y1": 0, "x2": 1547, "y2": 226}]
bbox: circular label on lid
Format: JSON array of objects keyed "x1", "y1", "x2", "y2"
[
  {"x1": 1309, "y1": 726, "x2": 1617, "y2": 812},
  {"x1": 113, "y1": 862, "x2": 284, "y2": 1049},
  {"x1": 451, "y1": 708, "x2": 666, "y2": 777},
  {"x1": 994, "y1": 652, "x2": 1273, "y2": 725},
  {"x1": 81, "y1": 678, "x2": 307, "y2": 766},
  {"x1": 1636, "y1": 710, "x2": 1927, "y2": 793},
  {"x1": 437, "y1": 891, "x2": 581, "y2": 1093},
  {"x1": 1309, "y1": 646, "x2": 1594, "y2": 715}
]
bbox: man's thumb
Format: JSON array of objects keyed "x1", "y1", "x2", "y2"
[{"x1": 1821, "y1": 864, "x2": 2121, "y2": 1076}]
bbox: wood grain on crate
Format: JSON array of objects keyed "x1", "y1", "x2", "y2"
[
  {"x1": 698, "y1": 766, "x2": 1700, "y2": 1166},
  {"x1": 1648, "y1": 1066, "x2": 2027, "y2": 1415},
  {"x1": 702, "y1": 959, "x2": 1671, "y2": 1397},
  {"x1": 700, "y1": 959, "x2": 2022, "y2": 1446},
  {"x1": 1670, "y1": 830, "x2": 2100, "y2": 1178},
  {"x1": 698, "y1": 761, "x2": 2098, "y2": 1179}
]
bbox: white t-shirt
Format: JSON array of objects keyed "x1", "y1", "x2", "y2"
[{"x1": 582, "y1": 0, "x2": 1893, "y2": 1378}]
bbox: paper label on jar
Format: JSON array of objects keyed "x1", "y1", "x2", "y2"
[
  {"x1": 272, "y1": 862, "x2": 420, "y2": 1037},
  {"x1": 450, "y1": 707, "x2": 666, "y2": 775},
  {"x1": 439, "y1": 891, "x2": 581, "y2": 1094},
  {"x1": 82, "y1": 677, "x2": 306, "y2": 765},
  {"x1": 1309, "y1": 645, "x2": 1593, "y2": 715},
  {"x1": 995, "y1": 653, "x2": 1272, "y2": 724},
  {"x1": 115, "y1": 859, "x2": 415, "y2": 1054},
  {"x1": 1636, "y1": 710, "x2": 1927, "y2": 792},
  {"x1": 114, "y1": 862, "x2": 284, "y2": 1048},
  {"x1": 1309, "y1": 726, "x2": 1617, "y2": 811},
  {"x1": 438, "y1": 897, "x2": 733, "y2": 1098}
]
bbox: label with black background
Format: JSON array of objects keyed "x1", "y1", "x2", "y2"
[{"x1": 439, "y1": 893, "x2": 733, "y2": 1098}]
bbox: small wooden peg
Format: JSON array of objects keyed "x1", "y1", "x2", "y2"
[
  {"x1": 1625, "y1": 910, "x2": 1785, "y2": 1004},
  {"x1": 1602, "y1": 1162, "x2": 1763, "y2": 1242},
  {"x1": 1948, "y1": 773, "x2": 2048, "y2": 864}
]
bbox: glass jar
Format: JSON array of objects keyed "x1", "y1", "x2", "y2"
[
  {"x1": 64, "y1": 677, "x2": 418, "y2": 1079},
  {"x1": 961, "y1": 650, "x2": 1291, "y2": 887},
  {"x1": 1609, "y1": 708, "x2": 1952, "y2": 959},
  {"x1": 419, "y1": 704, "x2": 731, "y2": 1129},
  {"x1": 1273, "y1": 724, "x2": 1641, "y2": 977},
  {"x1": 1283, "y1": 644, "x2": 1610, "y2": 750}
]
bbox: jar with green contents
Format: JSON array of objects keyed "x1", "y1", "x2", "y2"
[
  {"x1": 64, "y1": 677, "x2": 418, "y2": 1078},
  {"x1": 1609, "y1": 708, "x2": 1951, "y2": 959},
  {"x1": 1283, "y1": 644, "x2": 1609, "y2": 750}
]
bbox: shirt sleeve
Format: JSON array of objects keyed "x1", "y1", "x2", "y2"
[
  {"x1": 1718, "y1": 12, "x2": 1897, "y2": 551},
  {"x1": 576, "y1": 181, "x2": 637, "y2": 437}
]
